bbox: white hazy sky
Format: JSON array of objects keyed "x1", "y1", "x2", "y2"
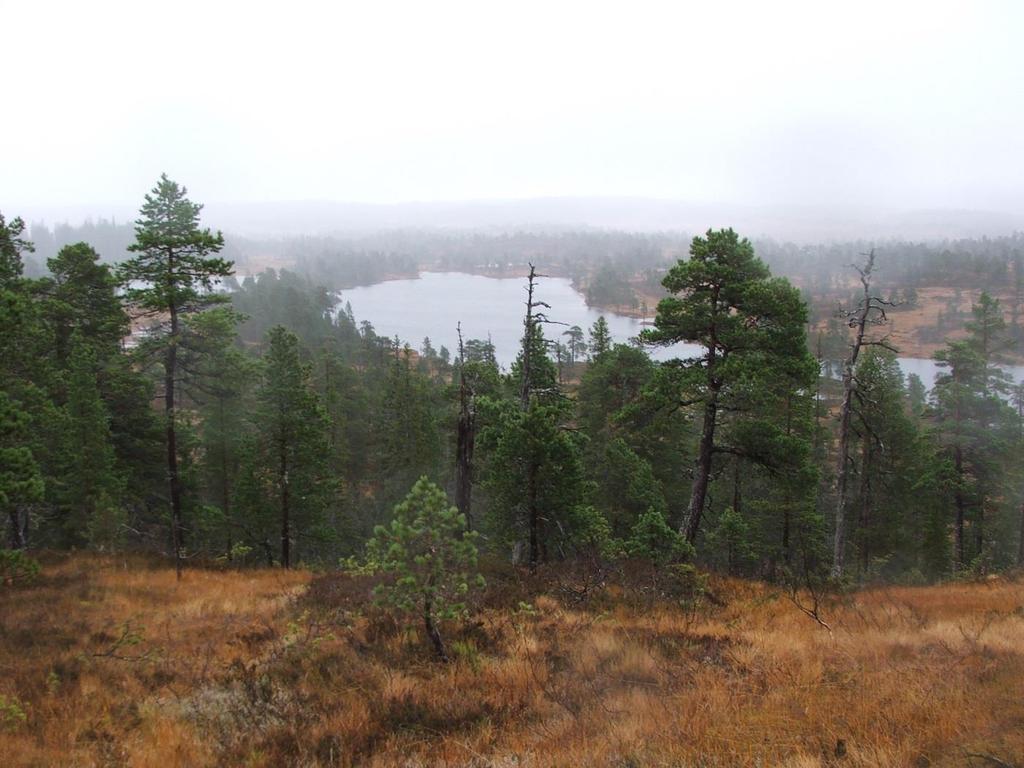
[{"x1": 2, "y1": 0, "x2": 1023, "y2": 212}]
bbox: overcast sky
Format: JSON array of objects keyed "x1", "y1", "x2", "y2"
[{"x1": 2, "y1": 0, "x2": 1023, "y2": 214}]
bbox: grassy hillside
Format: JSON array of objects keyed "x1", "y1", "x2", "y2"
[{"x1": 1, "y1": 555, "x2": 1022, "y2": 767}]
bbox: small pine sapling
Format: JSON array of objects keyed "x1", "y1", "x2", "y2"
[{"x1": 367, "y1": 477, "x2": 484, "y2": 662}]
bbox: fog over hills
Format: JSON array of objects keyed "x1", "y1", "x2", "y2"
[
  {"x1": 14, "y1": 198, "x2": 1023, "y2": 244},
  {"x1": 7, "y1": 4, "x2": 1023, "y2": 245}
]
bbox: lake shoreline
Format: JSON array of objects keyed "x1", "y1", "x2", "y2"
[{"x1": 332, "y1": 270, "x2": 1024, "y2": 390}]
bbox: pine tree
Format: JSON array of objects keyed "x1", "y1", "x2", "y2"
[
  {"x1": 0, "y1": 213, "x2": 31, "y2": 287},
  {"x1": 931, "y1": 294, "x2": 1018, "y2": 572},
  {"x1": 965, "y1": 292, "x2": 1013, "y2": 396},
  {"x1": 252, "y1": 326, "x2": 331, "y2": 567},
  {"x1": 481, "y1": 268, "x2": 593, "y2": 568},
  {"x1": 478, "y1": 395, "x2": 590, "y2": 567},
  {"x1": 642, "y1": 229, "x2": 813, "y2": 544},
  {"x1": 118, "y1": 175, "x2": 231, "y2": 577},
  {"x1": 0, "y1": 213, "x2": 55, "y2": 549},
  {"x1": 588, "y1": 316, "x2": 611, "y2": 359},
  {"x1": 366, "y1": 477, "x2": 482, "y2": 662},
  {"x1": 41, "y1": 242, "x2": 127, "y2": 365},
  {"x1": 60, "y1": 332, "x2": 125, "y2": 549},
  {"x1": 0, "y1": 392, "x2": 43, "y2": 549},
  {"x1": 846, "y1": 349, "x2": 929, "y2": 578},
  {"x1": 186, "y1": 308, "x2": 253, "y2": 557},
  {"x1": 563, "y1": 325, "x2": 585, "y2": 365},
  {"x1": 931, "y1": 341, "x2": 987, "y2": 571},
  {"x1": 577, "y1": 343, "x2": 691, "y2": 533},
  {"x1": 378, "y1": 346, "x2": 443, "y2": 505}
]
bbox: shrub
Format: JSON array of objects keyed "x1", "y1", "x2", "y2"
[
  {"x1": 366, "y1": 477, "x2": 484, "y2": 662},
  {"x1": 0, "y1": 549, "x2": 40, "y2": 586},
  {"x1": 626, "y1": 509, "x2": 694, "y2": 565},
  {"x1": 0, "y1": 695, "x2": 26, "y2": 731}
]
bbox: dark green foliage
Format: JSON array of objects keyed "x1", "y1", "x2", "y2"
[
  {"x1": 642, "y1": 229, "x2": 816, "y2": 545},
  {"x1": 5, "y1": 202, "x2": 1024, "y2": 587},
  {"x1": 0, "y1": 214, "x2": 31, "y2": 286},
  {"x1": 0, "y1": 549, "x2": 40, "y2": 586},
  {"x1": 57, "y1": 333, "x2": 125, "y2": 549},
  {"x1": 366, "y1": 477, "x2": 483, "y2": 661},
  {"x1": 0, "y1": 392, "x2": 44, "y2": 548},
  {"x1": 595, "y1": 438, "x2": 666, "y2": 537},
  {"x1": 119, "y1": 174, "x2": 231, "y2": 313},
  {"x1": 186, "y1": 308, "x2": 254, "y2": 557},
  {"x1": 562, "y1": 325, "x2": 586, "y2": 365},
  {"x1": 379, "y1": 348, "x2": 443, "y2": 496},
  {"x1": 478, "y1": 395, "x2": 591, "y2": 562},
  {"x1": 588, "y1": 316, "x2": 611, "y2": 359},
  {"x1": 840, "y1": 349, "x2": 935, "y2": 578},
  {"x1": 929, "y1": 293, "x2": 1019, "y2": 572},
  {"x1": 709, "y1": 507, "x2": 753, "y2": 574},
  {"x1": 626, "y1": 509, "x2": 693, "y2": 565},
  {"x1": 232, "y1": 269, "x2": 340, "y2": 350},
  {"x1": 40, "y1": 242, "x2": 127, "y2": 364},
  {"x1": 907, "y1": 373, "x2": 927, "y2": 415},
  {"x1": 243, "y1": 326, "x2": 332, "y2": 567},
  {"x1": 117, "y1": 175, "x2": 233, "y2": 575},
  {"x1": 462, "y1": 337, "x2": 497, "y2": 366},
  {"x1": 509, "y1": 322, "x2": 558, "y2": 403}
]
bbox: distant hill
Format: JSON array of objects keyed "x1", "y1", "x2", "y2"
[{"x1": 14, "y1": 197, "x2": 1024, "y2": 243}]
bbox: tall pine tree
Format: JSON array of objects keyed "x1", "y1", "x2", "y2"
[
  {"x1": 642, "y1": 229, "x2": 813, "y2": 544},
  {"x1": 118, "y1": 175, "x2": 231, "y2": 577}
]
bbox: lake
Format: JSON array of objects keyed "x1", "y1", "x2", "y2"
[
  {"x1": 336, "y1": 272, "x2": 1024, "y2": 389},
  {"x1": 337, "y1": 271, "x2": 700, "y2": 365}
]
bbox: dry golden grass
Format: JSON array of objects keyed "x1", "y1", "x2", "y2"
[{"x1": 2, "y1": 555, "x2": 1022, "y2": 767}]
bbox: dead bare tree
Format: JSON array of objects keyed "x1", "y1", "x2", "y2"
[
  {"x1": 519, "y1": 264, "x2": 550, "y2": 409},
  {"x1": 832, "y1": 249, "x2": 897, "y2": 579},
  {"x1": 785, "y1": 537, "x2": 836, "y2": 635},
  {"x1": 520, "y1": 265, "x2": 548, "y2": 570}
]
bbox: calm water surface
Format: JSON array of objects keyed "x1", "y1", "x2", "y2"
[
  {"x1": 337, "y1": 272, "x2": 1024, "y2": 388},
  {"x1": 337, "y1": 272, "x2": 700, "y2": 366}
]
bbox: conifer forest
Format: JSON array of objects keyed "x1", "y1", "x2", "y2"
[{"x1": 3, "y1": 3, "x2": 1024, "y2": 765}]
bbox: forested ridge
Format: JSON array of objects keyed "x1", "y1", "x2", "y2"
[{"x1": 4, "y1": 175, "x2": 1024, "y2": 587}]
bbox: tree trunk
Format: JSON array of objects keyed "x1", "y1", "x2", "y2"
[
  {"x1": 519, "y1": 266, "x2": 548, "y2": 568},
  {"x1": 953, "y1": 445, "x2": 966, "y2": 572},
  {"x1": 731, "y1": 458, "x2": 742, "y2": 516},
  {"x1": 528, "y1": 459, "x2": 540, "y2": 571},
  {"x1": 262, "y1": 539, "x2": 274, "y2": 567},
  {"x1": 975, "y1": 500, "x2": 984, "y2": 569},
  {"x1": 833, "y1": 359, "x2": 855, "y2": 578},
  {"x1": 219, "y1": 396, "x2": 231, "y2": 556},
  {"x1": 280, "y1": 439, "x2": 291, "y2": 569},
  {"x1": 859, "y1": 439, "x2": 872, "y2": 577},
  {"x1": 683, "y1": 392, "x2": 718, "y2": 543},
  {"x1": 166, "y1": 303, "x2": 183, "y2": 581},
  {"x1": 781, "y1": 394, "x2": 793, "y2": 567},
  {"x1": 423, "y1": 595, "x2": 449, "y2": 662},
  {"x1": 1017, "y1": 501, "x2": 1024, "y2": 567},
  {"x1": 7, "y1": 508, "x2": 26, "y2": 550},
  {"x1": 833, "y1": 250, "x2": 878, "y2": 579},
  {"x1": 781, "y1": 504, "x2": 791, "y2": 566},
  {"x1": 455, "y1": 408, "x2": 475, "y2": 531},
  {"x1": 455, "y1": 324, "x2": 475, "y2": 530},
  {"x1": 520, "y1": 265, "x2": 537, "y2": 411}
]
